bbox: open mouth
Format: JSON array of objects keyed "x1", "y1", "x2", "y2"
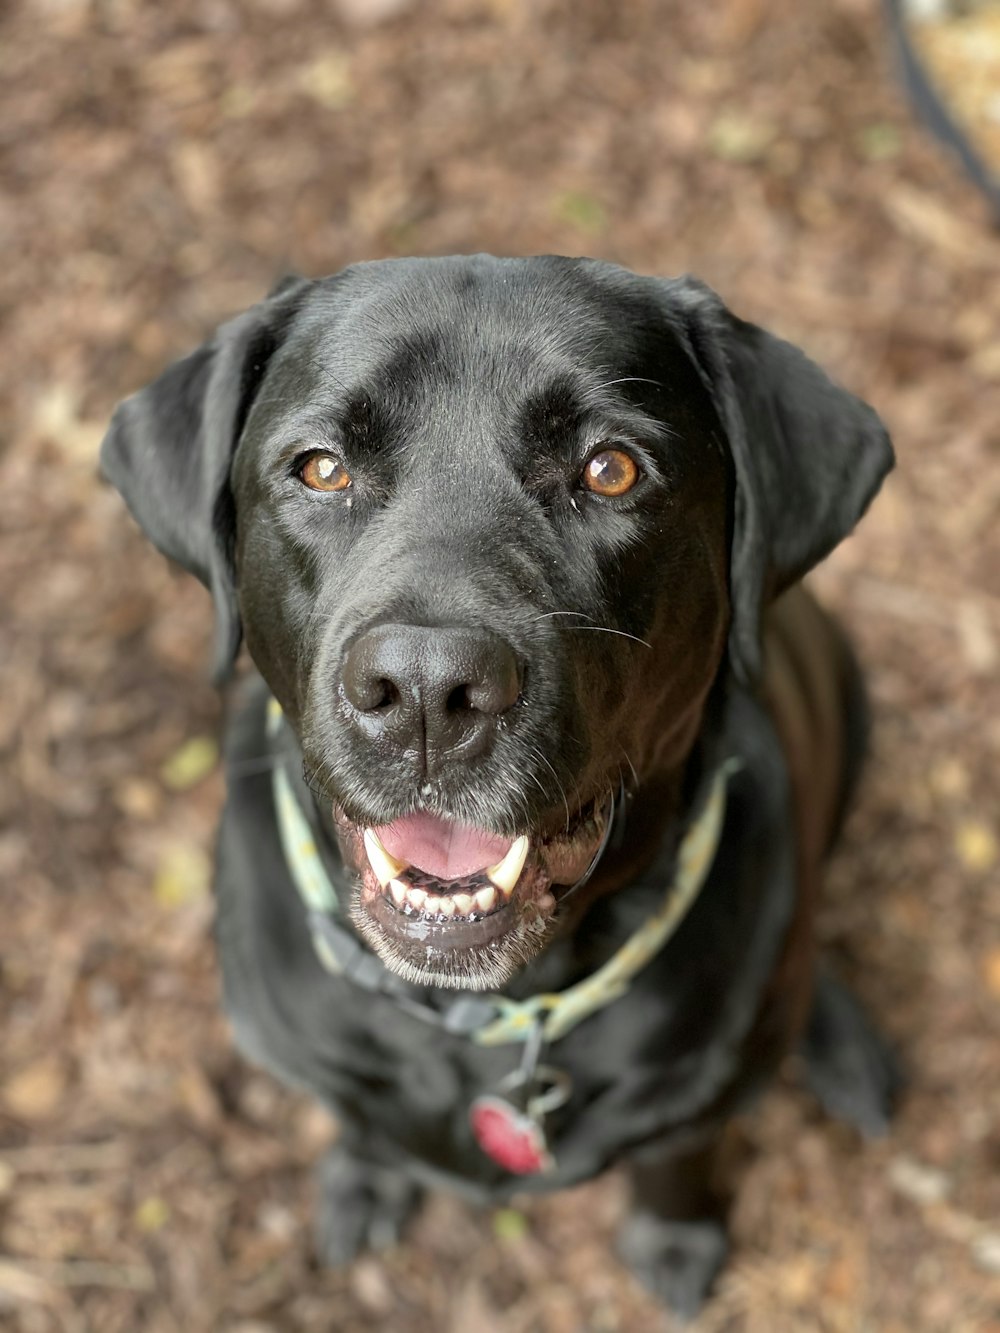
[
  {"x1": 340, "y1": 800, "x2": 609, "y2": 990},
  {"x1": 364, "y1": 823, "x2": 531, "y2": 922}
]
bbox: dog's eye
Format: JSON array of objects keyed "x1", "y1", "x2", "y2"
[
  {"x1": 581, "y1": 448, "x2": 640, "y2": 498},
  {"x1": 298, "y1": 453, "x2": 352, "y2": 493}
]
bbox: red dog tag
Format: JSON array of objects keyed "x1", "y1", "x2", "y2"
[
  {"x1": 469, "y1": 1094, "x2": 554, "y2": 1175},
  {"x1": 469, "y1": 1051, "x2": 571, "y2": 1175}
]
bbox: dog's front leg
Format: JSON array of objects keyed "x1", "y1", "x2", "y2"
[
  {"x1": 314, "y1": 1139, "x2": 422, "y2": 1267},
  {"x1": 617, "y1": 1137, "x2": 728, "y2": 1321}
]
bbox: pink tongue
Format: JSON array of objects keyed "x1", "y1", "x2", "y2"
[{"x1": 376, "y1": 813, "x2": 511, "y2": 881}]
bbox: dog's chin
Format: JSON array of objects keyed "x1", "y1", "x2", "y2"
[{"x1": 335, "y1": 802, "x2": 609, "y2": 991}]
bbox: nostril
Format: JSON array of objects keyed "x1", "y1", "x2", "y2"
[
  {"x1": 350, "y1": 676, "x2": 401, "y2": 713},
  {"x1": 465, "y1": 654, "x2": 521, "y2": 717},
  {"x1": 446, "y1": 683, "x2": 472, "y2": 714},
  {"x1": 342, "y1": 635, "x2": 407, "y2": 714},
  {"x1": 373, "y1": 678, "x2": 400, "y2": 712}
]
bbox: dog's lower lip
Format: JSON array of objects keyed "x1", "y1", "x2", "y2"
[{"x1": 365, "y1": 885, "x2": 527, "y2": 954}]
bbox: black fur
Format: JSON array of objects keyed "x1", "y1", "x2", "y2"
[{"x1": 102, "y1": 255, "x2": 895, "y2": 1317}]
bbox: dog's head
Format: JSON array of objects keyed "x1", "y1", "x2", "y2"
[{"x1": 102, "y1": 255, "x2": 892, "y2": 989}]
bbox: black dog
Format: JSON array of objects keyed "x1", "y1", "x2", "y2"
[{"x1": 102, "y1": 255, "x2": 897, "y2": 1317}]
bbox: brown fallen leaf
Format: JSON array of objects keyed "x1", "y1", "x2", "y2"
[
  {"x1": 707, "y1": 112, "x2": 775, "y2": 163},
  {"x1": 981, "y1": 948, "x2": 1000, "y2": 999},
  {"x1": 3, "y1": 1057, "x2": 68, "y2": 1122},
  {"x1": 332, "y1": 0, "x2": 414, "y2": 25},
  {"x1": 296, "y1": 53, "x2": 354, "y2": 110},
  {"x1": 114, "y1": 776, "x2": 163, "y2": 820},
  {"x1": 31, "y1": 384, "x2": 104, "y2": 465},
  {"x1": 177, "y1": 1063, "x2": 225, "y2": 1132}
]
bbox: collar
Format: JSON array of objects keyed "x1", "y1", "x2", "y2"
[{"x1": 266, "y1": 698, "x2": 736, "y2": 1047}]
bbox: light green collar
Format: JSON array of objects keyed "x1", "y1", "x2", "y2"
[{"x1": 266, "y1": 698, "x2": 734, "y2": 1046}]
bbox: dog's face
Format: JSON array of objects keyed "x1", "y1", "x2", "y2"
[
  {"x1": 230, "y1": 260, "x2": 733, "y2": 985},
  {"x1": 102, "y1": 255, "x2": 892, "y2": 989}
]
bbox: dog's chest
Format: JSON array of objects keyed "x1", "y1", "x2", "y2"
[
  {"x1": 218, "y1": 867, "x2": 791, "y2": 1198},
  {"x1": 224, "y1": 954, "x2": 705, "y2": 1191}
]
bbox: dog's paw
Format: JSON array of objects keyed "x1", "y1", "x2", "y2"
[
  {"x1": 800, "y1": 968, "x2": 902, "y2": 1138},
  {"x1": 314, "y1": 1145, "x2": 420, "y2": 1267},
  {"x1": 618, "y1": 1213, "x2": 728, "y2": 1322}
]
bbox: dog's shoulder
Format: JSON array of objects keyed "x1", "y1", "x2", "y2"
[{"x1": 761, "y1": 585, "x2": 867, "y2": 866}]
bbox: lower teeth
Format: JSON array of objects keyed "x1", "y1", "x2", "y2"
[
  {"x1": 385, "y1": 870, "x2": 502, "y2": 921},
  {"x1": 398, "y1": 900, "x2": 486, "y2": 923}
]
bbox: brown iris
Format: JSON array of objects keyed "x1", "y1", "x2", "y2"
[
  {"x1": 299, "y1": 453, "x2": 352, "y2": 493},
  {"x1": 582, "y1": 448, "x2": 640, "y2": 497}
]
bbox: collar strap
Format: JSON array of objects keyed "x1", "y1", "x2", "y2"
[
  {"x1": 265, "y1": 697, "x2": 736, "y2": 1045},
  {"x1": 473, "y1": 757, "x2": 736, "y2": 1045}
]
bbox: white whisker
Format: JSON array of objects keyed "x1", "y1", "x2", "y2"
[
  {"x1": 569, "y1": 625, "x2": 652, "y2": 649},
  {"x1": 585, "y1": 375, "x2": 660, "y2": 394}
]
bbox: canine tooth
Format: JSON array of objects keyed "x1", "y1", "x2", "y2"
[
  {"x1": 437, "y1": 897, "x2": 457, "y2": 917},
  {"x1": 406, "y1": 887, "x2": 426, "y2": 910},
  {"x1": 474, "y1": 885, "x2": 497, "y2": 913},
  {"x1": 363, "y1": 829, "x2": 409, "y2": 888},
  {"x1": 389, "y1": 880, "x2": 407, "y2": 907},
  {"x1": 452, "y1": 893, "x2": 473, "y2": 915},
  {"x1": 485, "y1": 835, "x2": 530, "y2": 896}
]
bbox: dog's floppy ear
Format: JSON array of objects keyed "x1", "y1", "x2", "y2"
[
  {"x1": 101, "y1": 278, "x2": 308, "y2": 682},
  {"x1": 662, "y1": 277, "x2": 894, "y2": 683}
]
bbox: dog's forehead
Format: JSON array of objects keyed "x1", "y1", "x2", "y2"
[
  {"x1": 283, "y1": 257, "x2": 668, "y2": 405},
  {"x1": 313, "y1": 254, "x2": 640, "y2": 342}
]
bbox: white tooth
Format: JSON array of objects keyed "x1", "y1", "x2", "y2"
[
  {"x1": 424, "y1": 894, "x2": 443, "y2": 916},
  {"x1": 363, "y1": 829, "x2": 409, "y2": 888},
  {"x1": 452, "y1": 893, "x2": 473, "y2": 915},
  {"x1": 405, "y1": 887, "x2": 427, "y2": 910},
  {"x1": 437, "y1": 897, "x2": 457, "y2": 918},
  {"x1": 474, "y1": 885, "x2": 497, "y2": 914},
  {"x1": 486, "y1": 835, "x2": 530, "y2": 896},
  {"x1": 389, "y1": 880, "x2": 407, "y2": 907}
]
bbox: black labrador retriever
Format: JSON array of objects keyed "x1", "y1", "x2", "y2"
[{"x1": 102, "y1": 254, "x2": 897, "y2": 1317}]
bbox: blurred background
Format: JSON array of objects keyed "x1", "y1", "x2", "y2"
[{"x1": 1, "y1": 1, "x2": 999, "y2": 1329}]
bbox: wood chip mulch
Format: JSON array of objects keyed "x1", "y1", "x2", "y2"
[{"x1": 2, "y1": 1, "x2": 999, "y2": 1329}]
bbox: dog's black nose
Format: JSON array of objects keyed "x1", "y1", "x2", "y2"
[{"x1": 341, "y1": 624, "x2": 521, "y2": 765}]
